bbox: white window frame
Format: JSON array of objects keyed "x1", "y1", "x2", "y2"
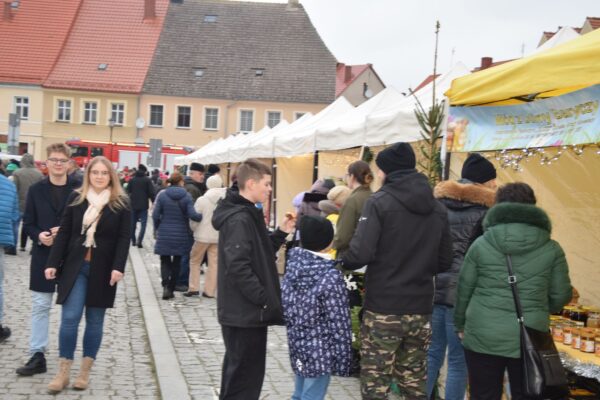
[
  {"x1": 203, "y1": 106, "x2": 220, "y2": 131},
  {"x1": 109, "y1": 102, "x2": 126, "y2": 126},
  {"x1": 54, "y1": 97, "x2": 73, "y2": 123},
  {"x1": 14, "y1": 96, "x2": 29, "y2": 120},
  {"x1": 148, "y1": 104, "x2": 165, "y2": 128},
  {"x1": 265, "y1": 110, "x2": 282, "y2": 129},
  {"x1": 176, "y1": 105, "x2": 192, "y2": 129},
  {"x1": 80, "y1": 99, "x2": 99, "y2": 125},
  {"x1": 238, "y1": 108, "x2": 255, "y2": 133}
]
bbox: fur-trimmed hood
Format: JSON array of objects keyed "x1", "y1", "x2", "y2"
[
  {"x1": 434, "y1": 180, "x2": 495, "y2": 208},
  {"x1": 484, "y1": 202, "x2": 551, "y2": 233}
]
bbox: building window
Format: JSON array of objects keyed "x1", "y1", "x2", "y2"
[
  {"x1": 204, "y1": 15, "x2": 217, "y2": 23},
  {"x1": 267, "y1": 111, "x2": 281, "y2": 128},
  {"x1": 111, "y1": 103, "x2": 125, "y2": 125},
  {"x1": 83, "y1": 102, "x2": 97, "y2": 124},
  {"x1": 177, "y1": 106, "x2": 191, "y2": 128},
  {"x1": 57, "y1": 100, "x2": 71, "y2": 122},
  {"x1": 204, "y1": 108, "x2": 218, "y2": 130},
  {"x1": 149, "y1": 105, "x2": 164, "y2": 127},
  {"x1": 240, "y1": 110, "x2": 253, "y2": 132},
  {"x1": 294, "y1": 112, "x2": 306, "y2": 120},
  {"x1": 14, "y1": 97, "x2": 29, "y2": 120}
]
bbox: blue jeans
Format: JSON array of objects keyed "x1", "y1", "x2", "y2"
[
  {"x1": 292, "y1": 374, "x2": 330, "y2": 400},
  {"x1": 177, "y1": 234, "x2": 194, "y2": 286},
  {"x1": 0, "y1": 249, "x2": 4, "y2": 323},
  {"x1": 30, "y1": 291, "x2": 54, "y2": 355},
  {"x1": 59, "y1": 262, "x2": 106, "y2": 360},
  {"x1": 426, "y1": 304, "x2": 467, "y2": 400},
  {"x1": 131, "y1": 209, "x2": 148, "y2": 244}
]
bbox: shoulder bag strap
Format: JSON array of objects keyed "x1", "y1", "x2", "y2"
[{"x1": 506, "y1": 254, "x2": 525, "y2": 325}]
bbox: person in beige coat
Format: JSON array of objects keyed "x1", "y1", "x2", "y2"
[{"x1": 185, "y1": 175, "x2": 226, "y2": 298}]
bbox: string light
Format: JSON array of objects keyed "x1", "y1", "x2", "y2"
[{"x1": 486, "y1": 143, "x2": 598, "y2": 172}]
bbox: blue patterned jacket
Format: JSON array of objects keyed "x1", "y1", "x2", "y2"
[{"x1": 282, "y1": 247, "x2": 352, "y2": 378}]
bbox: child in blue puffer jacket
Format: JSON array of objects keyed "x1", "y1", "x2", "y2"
[{"x1": 282, "y1": 215, "x2": 352, "y2": 400}]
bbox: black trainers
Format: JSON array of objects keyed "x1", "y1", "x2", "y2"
[
  {"x1": 0, "y1": 325, "x2": 11, "y2": 343},
  {"x1": 162, "y1": 287, "x2": 174, "y2": 300},
  {"x1": 183, "y1": 291, "x2": 199, "y2": 297},
  {"x1": 137, "y1": 243, "x2": 143, "y2": 248},
  {"x1": 16, "y1": 352, "x2": 47, "y2": 376},
  {"x1": 4, "y1": 247, "x2": 16, "y2": 256}
]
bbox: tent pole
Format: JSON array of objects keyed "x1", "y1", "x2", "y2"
[
  {"x1": 443, "y1": 152, "x2": 452, "y2": 180},
  {"x1": 272, "y1": 158, "x2": 277, "y2": 228},
  {"x1": 312, "y1": 151, "x2": 319, "y2": 182}
]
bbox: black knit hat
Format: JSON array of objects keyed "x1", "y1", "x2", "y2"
[
  {"x1": 207, "y1": 164, "x2": 220, "y2": 175},
  {"x1": 375, "y1": 142, "x2": 416, "y2": 174},
  {"x1": 138, "y1": 164, "x2": 148, "y2": 172},
  {"x1": 299, "y1": 215, "x2": 334, "y2": 252},
  {"x1": 189, "y1": 162, "x2": 205, "y2": 172},
  {"x1": 461, "y1": 153, "x2": 496, "y2": 184}
]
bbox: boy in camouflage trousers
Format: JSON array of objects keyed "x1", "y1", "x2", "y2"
[{"x1": 342, "y1": 143, "x2": 452, "y2": 399}]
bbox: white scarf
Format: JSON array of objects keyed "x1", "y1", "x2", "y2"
[{"x1": 82, "y1": 189, "x2": 110, "y2": 248}]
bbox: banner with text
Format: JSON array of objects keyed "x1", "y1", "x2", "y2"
[{"x1": 447, "y1": 84, "x2": 600, "y2": 152}]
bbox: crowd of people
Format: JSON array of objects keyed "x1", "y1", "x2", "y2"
[{"x1": 0, "y1": 141, "x2": 573, "y2": 400}]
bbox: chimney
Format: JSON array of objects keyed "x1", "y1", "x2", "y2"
[
  {"x1": 344, "y1": 65, "x2": 352, "y2": 83},
  {"x1": 287, "y1": 0, "x2": 299, "y2": 10},
  {"x1": 480, "y1": 57, "x2": 493, "y2": 70},
  {"x1": 144, "y1": 0, "x2": 156, "y2": 19},
  {"x1": 3, "y1": 1, "x2": 12, "y2": 20}
]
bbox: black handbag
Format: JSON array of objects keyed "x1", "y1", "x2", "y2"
[{"x1": 505, "y1": 254, "x2": 569, "y2": 399}]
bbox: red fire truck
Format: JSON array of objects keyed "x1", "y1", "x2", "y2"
[{"x1": 66, "y1": 139, "x2": 191, "y2": 171}]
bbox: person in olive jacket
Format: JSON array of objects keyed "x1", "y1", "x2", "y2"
[
  {"x1": 44, "y1": 156, "x2": 131, "y2": 394},
  {"x1": 454, "y1": 182, "x2": 572, "y2": 400},
  {"x1": 212, "y1": 159, "x2": 295, "y2": 400},
  {"x1": 427, "y1": 153, "x2": 497, "y2": 400}
]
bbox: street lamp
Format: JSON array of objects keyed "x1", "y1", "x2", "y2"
[{"x1": 108, "y1": 118, "x2": 116, "y2": 161}]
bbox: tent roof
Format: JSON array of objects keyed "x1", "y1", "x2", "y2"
[
  {"x1": 446, "y1": 28, "x2": 600, "y2": 106},
  {"x1": 531, "y1": 26, "x2": 580, "y2": 55}
]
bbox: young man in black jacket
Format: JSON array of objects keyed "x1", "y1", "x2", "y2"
[
  {"x1": 342, "y1": 142, "x2": 453, "y2": 399},
  {"x1": 212, "y1": 159, "x2": 294, "y2": 400},
  {"x1": 126, "y1": 164, "x2": 155, "y2": 248}
]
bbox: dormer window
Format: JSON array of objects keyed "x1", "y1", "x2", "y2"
[
  {"x1": 193, "y1": 68, "x2": 205, "y2": 78},
  {"x1": 98, "y1": 63, "x2": 108, "y2": 71},
  {"x1": 204, "y1": 15, "x2": 217, "y2": 23},
  {"x1": 253, "y1": 68, "x2": 265, "y2": 77}
]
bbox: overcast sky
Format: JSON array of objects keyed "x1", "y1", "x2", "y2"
[{"x1": 245, "y1": 0, "x2": 599, "y2": 91}]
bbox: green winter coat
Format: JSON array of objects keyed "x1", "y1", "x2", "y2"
[
  {"x1": 333, "y1": 185, "x2": 372, "y2": 257},
  {"x1": 454, "y1": 202, "x2": 572, "y2": 358}
]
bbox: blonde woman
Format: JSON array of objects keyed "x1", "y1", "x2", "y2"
[{"x1": 44, "y1": 156, "x2": 131, "y2": 393}]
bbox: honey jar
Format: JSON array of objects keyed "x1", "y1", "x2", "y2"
[
  {"x1": 571, "y1": 307, "x2": 588, "y2": 327},
  {"x1": 571, "y1": 328, "x2": 581, "y2": 350},
  {"x1": 586, "y1": 307, "x2": 600, "y2": 328},
  {"x1": 563, "y1": 326, "x2": 573, "y2": 345},
  {"x1": 580, "y1": 329, "x2": 596, "y2": 353},
  {"x1": 552, "y1": 322, "x2": 564, "y2": 342},
  {"x1": 562, "y1": 305, "x2": 575, "y2": 319},
  {"x1": 595, "y1": 335, "x2": 600, "y2": 357}
]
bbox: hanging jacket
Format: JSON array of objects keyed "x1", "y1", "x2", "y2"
[
  {"x1": 282, "y1": 247, "x2": 352, "y2": 378},
  {"x1": 342, "y1": 170, "x2": 453, "y2": 315},
  {"x1": 433, "y1": 179, "x2": 495, "y2": 306},
  {"x1": 212, "y1": 189, "x2": 288, "y2": 327},
  {"x1": 153, "y1": 186, "x2": 201, "y2": 256},
  {"x1": 454, "y1": 202, "x2": 572, "y2": 358}
]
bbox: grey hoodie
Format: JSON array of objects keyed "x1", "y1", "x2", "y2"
[{"x1": 12, "y1": 154, "x2": 43, "y2": 211}]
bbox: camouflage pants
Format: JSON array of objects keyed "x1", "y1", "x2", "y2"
[{"x1": 360, "y1": 310, "x2": 432, "y2": 400}]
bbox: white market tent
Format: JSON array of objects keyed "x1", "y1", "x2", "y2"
[{"x1": 531, "y1": 26, "x2": 580, "y2": 55}]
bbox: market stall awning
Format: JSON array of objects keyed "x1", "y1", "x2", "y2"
[{"x1": 446, "y1": 28, "x2": 600, "y2": 106}]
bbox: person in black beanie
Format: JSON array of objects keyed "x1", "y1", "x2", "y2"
[
  {"x1": 205, "y1": 164, "x2": 221, "y2": 181},
  {"x1": 426, "y1": 152, "x2": 496, "y2": 399},
  {"x1": 342, "y1": 142, "x2": 453, "y2": 399}
]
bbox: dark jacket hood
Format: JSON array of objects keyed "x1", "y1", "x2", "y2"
[
  {"x1": 164, "y1": 186, "x2": 188, "y2": 201},
  {"x1": 212, "y1": 189, "x2": 256, "y2": 231},
  {"x1": 434, "y1": 179, "x2": 496, "y2": 210},
  {"x1": 134, "y1": 170, "x2": 147, "y2": 178},
  {"x1": 380, "y1": 170, "x2": 435, "y2": 215},
  {"x1": 285, "y1": 248, "x2": 336, "y2": 291}
]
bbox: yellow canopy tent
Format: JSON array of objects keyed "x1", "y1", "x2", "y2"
[{"x1": 445, "y1": 28, "x2": 600, "y2": 106}]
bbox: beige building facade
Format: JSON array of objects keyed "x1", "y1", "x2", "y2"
[
  {"x1": 138, "y1": 95, "x2": 327, "y2": 148},
  {"x1": 339, "y1": 68, "x2": 386, "y2": 107}
]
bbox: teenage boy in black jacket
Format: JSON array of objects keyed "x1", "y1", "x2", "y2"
[
  {"x1": 342, "y1": 142, "x2": 453, "y2": 399},
  {"x1": 212, "y1": 158, "x2": 295, "y2": 400}
]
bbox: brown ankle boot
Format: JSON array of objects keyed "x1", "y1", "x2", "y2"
[
  {"x1": 47, "y1": 358, "x2": 73, "y2": 394},
  {"x1": 72, "y1": 357, "x2": 94, "y2": 390}
]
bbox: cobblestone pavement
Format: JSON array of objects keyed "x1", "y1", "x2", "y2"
[
  {"x1": 139, "y1": 233, "x2": 362, "y2": 400},
  {"x1": 0, "y1": 246, "x2": 159, "y2": 400}
]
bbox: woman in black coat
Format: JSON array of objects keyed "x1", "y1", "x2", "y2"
[{"x1": 44, "y1": 156, "x2": 131, "y2": 394}]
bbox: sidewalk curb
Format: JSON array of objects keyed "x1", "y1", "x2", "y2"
[{"x1": 129, "y1": 247, "x2": 191, "y2": 400}]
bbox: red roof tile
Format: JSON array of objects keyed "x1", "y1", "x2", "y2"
[
  {"x1": 0, "y1": 0, "x2": 82, "y2": 84},
  {"x1": 336, "y1": 63, "x2": 370, "y2": 97},
  {"x1": 413, "y1": 74, "x2": 440, "y2": 92},
  {"x1": 587, "y1": 17, "x2": 600, "y2": 30},
  {"x1": 44, "y1": 0, "x2": 168, "y2": 94}
]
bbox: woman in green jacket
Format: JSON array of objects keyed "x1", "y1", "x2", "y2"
[
  {"x1": 454, "y1": 182, "x2": 572, "y2": 400},
  {"x1": 333, "y1": 160, "x2": 373, "y2": 258}
]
